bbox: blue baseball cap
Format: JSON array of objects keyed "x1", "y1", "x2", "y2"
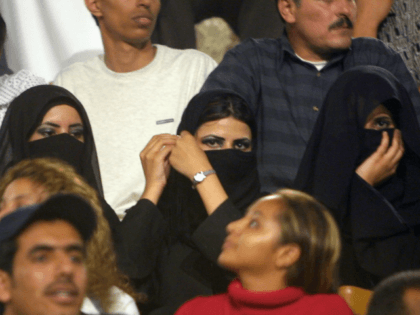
[{"x1": 0, "y1": 194, "x2": 97, "y2": 244}]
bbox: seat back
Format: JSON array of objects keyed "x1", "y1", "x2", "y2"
[{"x1": 339, "y1": 285, "x2": 373, "y2": 315}]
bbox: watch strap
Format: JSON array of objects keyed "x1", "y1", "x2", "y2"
[{"x1": 192, "y1": 170, "x2": 216, "y2": 189}]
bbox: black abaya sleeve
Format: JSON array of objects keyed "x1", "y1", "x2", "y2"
[
  {"x1": 191, "y1": 198, "x2": 242, "y2": 263},
  {"x1": 117, "y1": 199, "x2": 167, "y2": 281},
  {"x1": 350, "y1": 176, "x2": 420, "y2": 280}
]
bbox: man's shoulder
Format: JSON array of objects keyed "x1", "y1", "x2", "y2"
[
  {"x1": 55, "y1": 55, "x2": 103, "y2": 81},
  {"x1": 227, "y1": 37, "x2": 282, "y2": 56},
  {"x1": 156, "y1": 45, "x2": 216, "y2": 65},
  {"x1": 350, "y1": 37, "x2": 398, "y2": 57}
]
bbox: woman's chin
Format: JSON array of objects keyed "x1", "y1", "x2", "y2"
[{"x1": 217, "y1": 252, "x2": 237, "y2": 272}]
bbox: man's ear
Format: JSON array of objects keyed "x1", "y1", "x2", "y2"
[
  {"x1": 0, "y1": 270, "x2": 12, "y2": 303},
  {"x1": 85, "y1": 0, "x2": 103, "y2": 19},
  {"x1": 275, "y1": 243, "x2": 301, "y2": 269},
  {"x1": 277, "y1": 0, "x2": 298, "y2": 24}
]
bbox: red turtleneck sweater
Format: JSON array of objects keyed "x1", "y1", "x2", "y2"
[{"x1": 175, "y1": 279, "x2": 353, "y2": 315}]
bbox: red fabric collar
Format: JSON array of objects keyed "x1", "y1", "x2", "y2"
[{"x1": 228, "y1": 279, "x2": 305, "y2": 308}]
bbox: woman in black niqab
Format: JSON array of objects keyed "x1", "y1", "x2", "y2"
[
  {"x1": 120, "y1": 89, "x2": 262, "y2": 315},
  {"x1": 0, "y1": 84, "x2": 102, "y2": 193},
  {"x1": 294, "y1": 65, "x2": 420, "y2": 289},
  {"x1": 159, "y1": 89, "x2": 261, "y2": 244},
  {"x1": 0, "y1": 85, "x2": 124, "y2": 233}
]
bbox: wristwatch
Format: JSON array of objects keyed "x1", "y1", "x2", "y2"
[{"x1": 192, "y1": 170, "x2": 216, "y2": 189}]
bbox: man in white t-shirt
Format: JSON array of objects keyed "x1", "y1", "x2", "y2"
[{"x1": 54, "y1": 0, "x2": 217, "y2": 217}]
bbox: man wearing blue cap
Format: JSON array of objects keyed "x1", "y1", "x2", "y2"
[{"x1": 0, "y1": 194, "x2": 97, "y2": 315}]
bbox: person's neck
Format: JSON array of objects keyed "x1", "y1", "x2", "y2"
[
  {"x1": 287, "y1": 32, "x2": 329, "y2": 62},
  {"x1": 102, "y1": 36, "x2": 157, "y2": 73},
  {"x1": 238, "y1": 270, "x2": 287, "y2": 292}
]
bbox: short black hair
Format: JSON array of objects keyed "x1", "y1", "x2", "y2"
[
  {"x1": 367, "y1": 271, "x2": 420, "y2": 315},
  {"x1": 0, "y1": 238, "x2": 17, "y2": 275},
  {"x1": 0, "y1": 12, "x2": 6, "y2": 53}
]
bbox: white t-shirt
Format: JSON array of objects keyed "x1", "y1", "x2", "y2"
[
  {"x1": 82, "y1": 286, "x2": 139, "y2": 315},
  {"x1": 55, "y1": 45, "x2": 217, "y2": 216}
]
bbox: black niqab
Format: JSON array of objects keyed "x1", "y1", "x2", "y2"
[
  {"x1": 158, "y1": 89, "x2": 261, "y2": 243},
  {"x1": 294, "y1": 65, "x2": 420, "y2": 288},
  {"x1": 0, "y1": 85, "x2": 103, "y2": 195}
]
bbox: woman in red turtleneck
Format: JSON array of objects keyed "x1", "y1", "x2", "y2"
[{"x1": 175, "y1": 189, "x2": 353, "y2": 315}]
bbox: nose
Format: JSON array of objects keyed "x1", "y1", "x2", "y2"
[
  {"x1": 336, "y1": 0, "x2": 356, "y2": 19},
  {"x1": 226, "y1": 217, "x2": 245, "y2": 234},
  {"x1": 137, "y1": 0, "x2": 152, "y2": 7},
  {"x1": 56, "y1": 253, "x2": 77, "y2": 275},
  {"x1": 225, "y1": 141, "x2": 234, "y2": 150}
]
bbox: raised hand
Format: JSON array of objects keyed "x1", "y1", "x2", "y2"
[
  {"x1": 356, "y1": 129, "x2": 404, "y2": 186},
  {"x1": 169, "y1": 131, "x2": 213, "y2": 180},
  {"x1": 353, "y1": 0, "x2": 395, "y2": 38},
  {"x1": 140, "y1": 134, "x2": 178, "y2": 204},
  {"x1": 169, "y1": 131, "x2": 228, "y2": 215}
]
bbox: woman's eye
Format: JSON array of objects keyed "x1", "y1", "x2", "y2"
[
  {"x1": 70, "y1": 128, "x2": 84, "y2": 140},
  {"x1": 233, "y1": 140, "x2": 251, "y2": 151},
  {"x1": 202, "y1": 138, "x2": 223, "y2": 148},
  {"x1": 36, "y1": 128, "x2": 56, "y2": 138},
  {"x1": 373, "y1": 117, "x2": 394, "y2": 129},
  {"x1": 249, "y1": 219, "x2": 259, "y2": 228}
]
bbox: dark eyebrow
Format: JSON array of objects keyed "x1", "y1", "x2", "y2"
[
  {"x1": 233, "y1": 138, "x2": 251, "y2": 142},
  {"x1": 39, "y1": 122, "x2": 60, "y2": 128},
  {"x1": 65, "y1": 244, "x2": 85, "y2": 254},
  {"x1": 245, "y1": 209, "x2": 262, "y2": 216},
  {"x1": 201, "y1": 135, "x2": 225, "y2": 141},
  {"x1": 69, "y1": 123, "x2": 84, "y2": 129},
  {"x1": 28, "y1": 243, "x2": 85, "y2": 256}
]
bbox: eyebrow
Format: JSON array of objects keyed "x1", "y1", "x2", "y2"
[
  {"x1": 28, "y1": 244, "x2": 85, "y2": 256},
  {"x1": 201, "y1": 134, "x2": 226, "y2": 141},
  {"x1": 233, "y1": 138, "x2": 251, "y2": 142},
  {"x1": 201, "y1": 135, "x2": 225, "y2": 141},
  {"x1": 39, "y1": 122, "x2": 60, "y2": 128},
  {"x1": 245, "y1": 209, "x2": 262, "y2": 216},
  {"x1": 38, "y1": 122, "x2": 84, "y2": 129}
]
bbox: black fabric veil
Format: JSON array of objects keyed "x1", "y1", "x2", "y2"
[
  {"x1": 294, "y1": 66, "x2": 420, "y2": 287},
  {"x1": 0, "y1": 85, "x2": 103, "y2": 195},
  {"x1": 158, "y1": 89, "x2": 261, "y2": 243}
]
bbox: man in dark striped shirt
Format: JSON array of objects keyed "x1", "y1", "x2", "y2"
[{"x1": 201, "y1": 0, "x2": 420, "y2": 193}]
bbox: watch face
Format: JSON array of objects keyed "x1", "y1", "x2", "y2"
[{"x1": 194, "y1": 173, "x2": 206, "y2": 182}]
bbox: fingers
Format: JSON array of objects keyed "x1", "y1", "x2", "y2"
[
  {"x1": 140, "y1": 134, "x2": 177, "y2": 160},
  {"x1": 374, "y1": 131, "x2": 390, "y2": 156},
  {"x1": 179, "y1": 130, "x2": 193, "y2": 138},
  {"x1": 384, "y1": 129, "x2": 404, "y2": 164},
  {"x1": 356, "y1": 129, "x2": 405, "y2": 186},
  {"x1": 387, "y1": 129, "x2": 404, "y2": 165}
]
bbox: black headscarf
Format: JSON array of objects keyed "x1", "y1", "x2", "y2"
[
  {"x1": 0, "y1": 85, "x2": 103, "y2": 195},
  {"x1": 294, "y1": 65, "x2": 420, "y2": 287},
  {"x1": 158, "y1": 89, "x2": 261, "y2": 243}
]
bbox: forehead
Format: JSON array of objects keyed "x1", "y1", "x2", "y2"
[
  {"x1": 3, "y1": 178, "x2": 41, "y2": 196},
  {"x1": 404, "y1": 288, "x2": 420, "y2": 313},
  {"x1": 15, "y1": 220, "x2": 83, "y2": 253},
  {"x1": 41, "y1": 105, "x2": 82, "y2": 123},
  {"x1": 248, "y1": 196, "x2": 285, "y2": 218},
  {"x1": 196, "y1": 117, "x2": 252, "y2": 137},
  {"x1": 369, "y1": 104, "x2": 393, "y2": 117}
]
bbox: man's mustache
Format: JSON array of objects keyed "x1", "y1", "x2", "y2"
[{"x1": 329, "y1": 16, "x2": 353, "y2": 30}]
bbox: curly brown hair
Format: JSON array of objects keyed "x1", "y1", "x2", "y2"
[{"x1": 0, "y1": 158, "x2": 139, "y2": 311}]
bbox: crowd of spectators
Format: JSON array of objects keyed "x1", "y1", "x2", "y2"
[{"x1": 0, "y1": 0, "x2": 419, "y2": 315}]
